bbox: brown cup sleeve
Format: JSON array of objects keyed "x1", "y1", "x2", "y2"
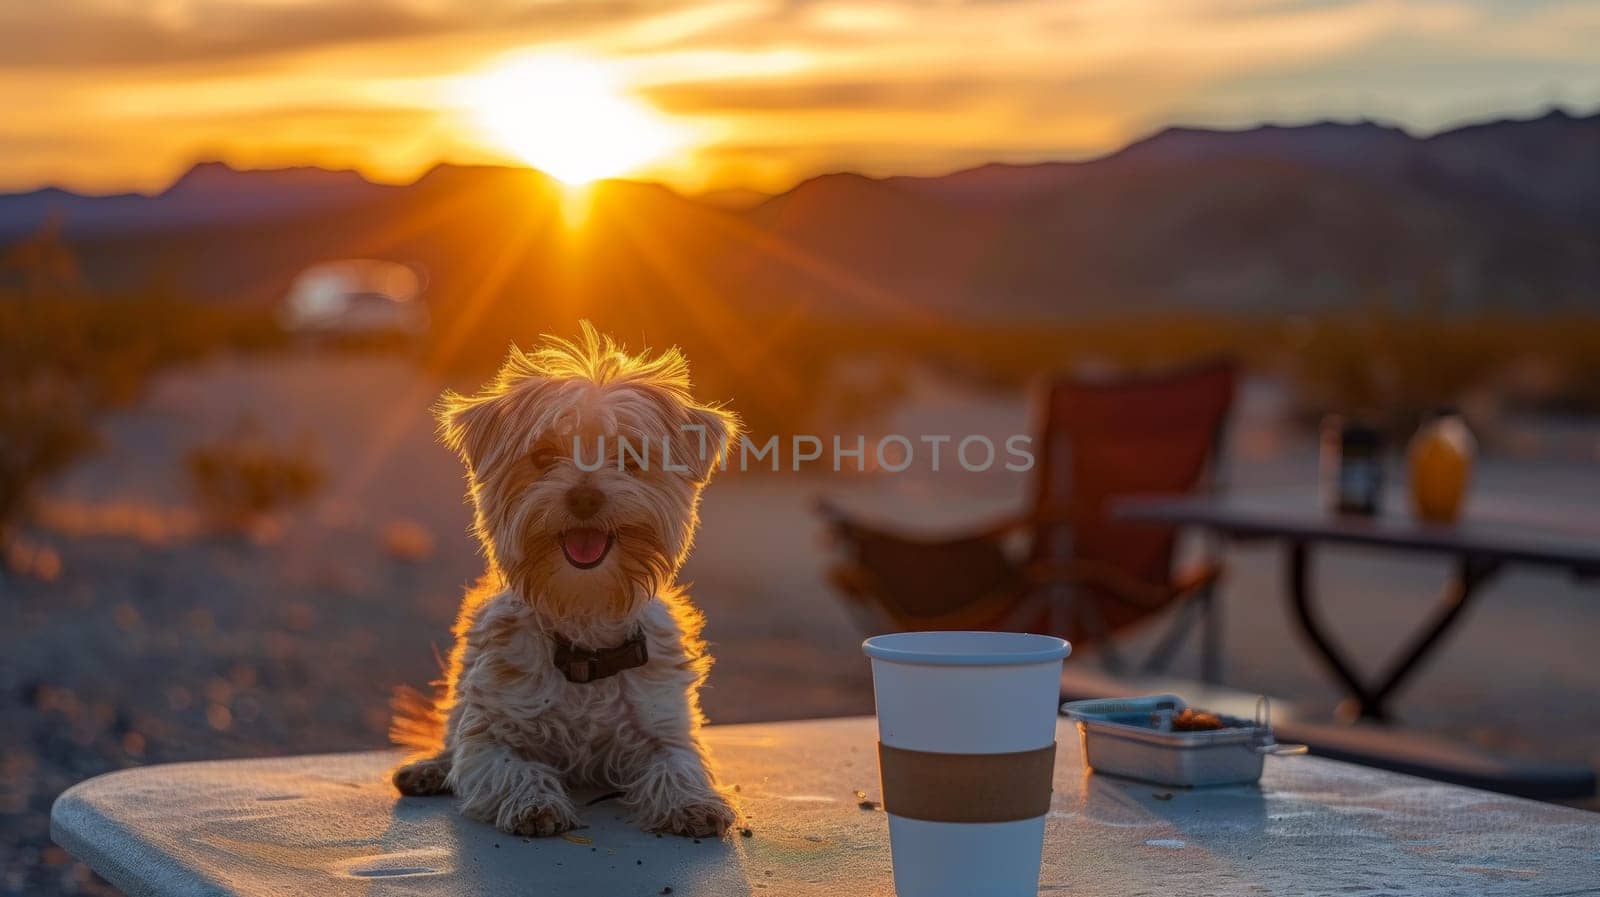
[{"x1": 878, "y1": 742, "x2": 1056, "y2": 823}]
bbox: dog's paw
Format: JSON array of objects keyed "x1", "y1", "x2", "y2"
[
  {"x1": 392, "y1": 757, "x2": 451, "y2": 796},
  {"x1": 505, "y1": 800, "x2": 582, "y2": 837},
  {"x1": 650, "y1": 797, "x2": 736, "y2": 839}
]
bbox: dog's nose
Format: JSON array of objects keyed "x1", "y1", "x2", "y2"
[{"x1": 564, "y1": 486, "x2": 606, "y2": 519}]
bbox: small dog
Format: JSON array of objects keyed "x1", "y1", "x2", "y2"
[{"x1": 391, "y1": 324, "x2": 739, "y2": 839}]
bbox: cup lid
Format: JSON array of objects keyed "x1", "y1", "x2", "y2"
[{"x1": 862, "y1": 631, "x2": 1070, "y2": 666}]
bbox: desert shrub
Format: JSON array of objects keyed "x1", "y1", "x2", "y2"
[
  {"x1": 0, "y1": 231, "x2": 283, "y2": 540},
  {"x1": 1282, "y1": 308, "x2": 1600, "y2": 434},
  {"x1": 0, "y1": 289, "x2": 281, "y2": 406},
  {"x1": 425, "y1": 298, "x2": 1600, "y2": 445},
  {"x1": 184, "y1": 428, "x2": 325, "y2": 527},
  {"x1": 0, "y1": 376, "x2": 98, "y2": 545}
]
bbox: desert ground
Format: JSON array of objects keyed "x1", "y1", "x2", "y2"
[{"x1": 4, "y1": 353, "x2": 1598, "y2": 896}]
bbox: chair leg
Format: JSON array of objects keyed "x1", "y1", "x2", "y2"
[
  {"x1": 1081, "y1": 600, "x2": 1126, "y2": 674},
  {"x1": 1137, "y1": 598, "x2": 1195, "y2": 676},
  {"x1": 1199, "y1": 586, "x2": 1222, "y2": 684},
  {"x1": 1134, "y1": 586, "x2": 1222, "y2": 682}
]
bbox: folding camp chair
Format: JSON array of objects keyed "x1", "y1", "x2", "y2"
[{"x1": 819, "y1": 360, "x2": 1237, "y2": 680}]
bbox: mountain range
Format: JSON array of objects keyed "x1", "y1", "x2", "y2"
[{"x1": 2, "y1": 107, "x2": 1597, "y2": 318}]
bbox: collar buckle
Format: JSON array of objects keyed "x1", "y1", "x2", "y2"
[{"x1": 566, "y1": 659, "x2": 597, "y2": 683}]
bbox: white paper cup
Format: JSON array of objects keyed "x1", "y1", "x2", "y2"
[{"x1": 864, "y1": 631, "x2": 1070, "y2": 897}]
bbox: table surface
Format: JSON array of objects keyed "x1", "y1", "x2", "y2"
[
  {"x1": 1115, "y1": 487, "x2": 1600, "y2": 572},
  {"x1": 52, "y1": 716, "x2": 1600, "y2": 897}
]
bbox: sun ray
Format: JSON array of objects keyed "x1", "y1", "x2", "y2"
[
  {"x1": 597, "y1": 197, "x2": 808, "y2": 411},
  {"x1": 690, "y1": 205, "x2": 949, "y2": 323},
  {"x1": 334, "y1": 207, "x2": 546, "y2": 502}
]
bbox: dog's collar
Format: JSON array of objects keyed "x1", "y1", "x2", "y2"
[{"x1": 551, "y1": 630, "x2": 649, "y2": 684}]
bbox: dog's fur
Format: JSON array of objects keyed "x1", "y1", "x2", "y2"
[{"x1": 391, "y1": 325, "x2": 739, "y2": 839}]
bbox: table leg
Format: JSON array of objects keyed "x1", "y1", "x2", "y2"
[
  {"x1": 1366, "y1": 556, "x2": 1500, "y2": 712},
  {"x1": 1287, "y1": 541, "x2": 1383, "y2": 719},
  {"x1": 1287, "y1": 542, "x2": 1500, "y2": 722}
]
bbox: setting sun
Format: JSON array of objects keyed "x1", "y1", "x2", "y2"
[{"x1": 458, "y1": 55, "x2": 689, "y2": 185}]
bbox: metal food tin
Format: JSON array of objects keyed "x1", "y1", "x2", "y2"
[{"x1": 1060, "y1": 694, "x2": 1306, "y2": 788}]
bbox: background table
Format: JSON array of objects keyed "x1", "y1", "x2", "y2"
[
  {"x1": 1115, "y1": 488, "x2": 1600, "y2": 721},
  {"x1": 53, "y1": 716, "x2": 1599, "y2": 896}
]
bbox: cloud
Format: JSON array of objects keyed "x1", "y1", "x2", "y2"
[
  {"x1": 0, "y1": 0, "x2": 657, "y2": 69},
  {"x1": 642, "y1": 77, "x2": 996, "y2": 115}
]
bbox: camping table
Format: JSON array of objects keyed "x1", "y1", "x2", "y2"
[
  {"x1": 52, "y1": 716, "x2": 1600, "y2": 897},
  {"x1": 1115, "y1": 488, "x2": 1600, "y2": 722}
]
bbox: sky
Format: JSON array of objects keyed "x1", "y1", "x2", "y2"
[{"x1": 3, "y1": 0, "x2": 1598, "y2": 195}]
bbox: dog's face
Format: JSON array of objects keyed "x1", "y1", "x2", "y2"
[{"x1": 439, "y1": 328, "x2": 736, "y2": 625}]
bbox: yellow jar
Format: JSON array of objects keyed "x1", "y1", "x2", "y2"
[{"x1": 1408, "y1": 413, "x2": 1475, "y2": 524}]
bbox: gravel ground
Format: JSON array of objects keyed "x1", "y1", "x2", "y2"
[{"x1": 3, "y1": 355, "x2": 1597, "y2": 896}]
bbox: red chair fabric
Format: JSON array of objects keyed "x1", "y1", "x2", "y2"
[
  {"x1": 1020, "y1": 361, "x2": 1236, "y2": 634},
  {"x1": 821, "y1": 359, "x2": 1237, "y2": 648}
]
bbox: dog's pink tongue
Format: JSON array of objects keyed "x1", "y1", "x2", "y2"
[{"x1": 563, "y1": 528, "x2": 609, "y2": 565}]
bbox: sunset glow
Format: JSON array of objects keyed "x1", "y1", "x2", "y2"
[
  {"x1": 0, "y1": 1, "x2": 1595, "y2": 195},
  {"x1": 458, "y1": 55, "x2": 690, "y2": 185}
]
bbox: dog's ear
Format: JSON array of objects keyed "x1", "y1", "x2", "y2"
[
  {"x1": 681, "y1": 403, "x2": 739, "y2": 483},
  {"x1": 436, "y1": 390, "x2": 506, "y2": 471}
]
